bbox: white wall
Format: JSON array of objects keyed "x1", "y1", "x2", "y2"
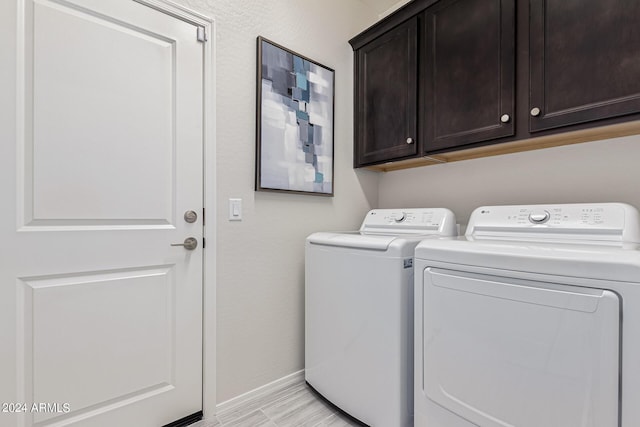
[
  {"x1": 379, "y1": 0, "x2": 412, "y2": 18},
  {"x1": 378, "y1": 134, "x2": 640, "y2": 229},
  {"x1": 174, "y1": 0, "x2": 380, "y2": 403}
]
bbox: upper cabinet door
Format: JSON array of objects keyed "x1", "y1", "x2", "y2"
[
  {"x1": 423, "y1": 0, "x2": 515, "y2": 152},
  {"x1": 529, "y1": 0, "x2": 640, "y2": 132},
  {"x1": 354, "y1": 17, "x2": 418, "y2": 167}
]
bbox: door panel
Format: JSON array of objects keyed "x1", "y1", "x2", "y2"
[
  {"x1": 31, "y1": 0, "x2": 174, "y2": 223},
  {"x1": 423, "y1": 0, "x2": 515, "y2": 152},
  {"x1": 422, "y1": 268, "x2": 620, "y2": 427},
  {"x1": 354, "y1": 17, "x2": 418, "y2": 166},
  {"x1": 3, "y1": 0, "x2": 204, "y2": 426},
  {"x1": 23, "y1": 267, "x2": 174, "y2": 424},
  {"x1": 529, "y1": 0, "x2": 640, "y2": 131}
]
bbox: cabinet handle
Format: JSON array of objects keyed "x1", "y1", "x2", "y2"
[
  {"x1": 530, "y1": 107, "x2": 541, "y2": 117},
  {"x1": 500, "y1": 114, "x2": 510, "y2": 123},
  {"x1": 406, "y1": 137, "x2": 414, "y2": 144}
]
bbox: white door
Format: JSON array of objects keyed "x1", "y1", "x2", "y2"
[{"x1": 1, "y1": 0, "x2": 204, "y2": 426}]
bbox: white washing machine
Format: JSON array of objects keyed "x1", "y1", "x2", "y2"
[
  {"x1": 305, "y1": 208, "x2": 457, "y2": 427},
  {"x1": 414, "y1": 203, "x2": 640, "y2": 427}
]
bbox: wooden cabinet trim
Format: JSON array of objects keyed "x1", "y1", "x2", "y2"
[{"x1": 364, "y1": 120, "x2": 640, "y2": 172}]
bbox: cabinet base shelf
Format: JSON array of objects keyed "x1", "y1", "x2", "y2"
[{"x1": 363, "y1": 120, "x2": 640, "y2": 172}]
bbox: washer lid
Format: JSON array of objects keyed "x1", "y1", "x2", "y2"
[
  {"x1": 415, "y1": 237, "x2": 640, "y2": 282},
  {"x1": 416, "y1": 203, "x2": 640, "y2": 282},
  {"x1": 307, "y1": 232, "x2": 397, "y2": 250},
  {"x1": 307, "y1": 208, "x2": 457, "y2": 251}
]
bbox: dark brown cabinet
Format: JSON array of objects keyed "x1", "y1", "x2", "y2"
[
  {"x1": 529, "y1": 0, "x2": 640, "y2": 132},
  {"x1": 423, "y1": 0, "x2": 515, "y2": 151},
  {"x1": 350, "y1": 0, "x2": 640, "y2": 169},
  {"x1": 353, "y1": 17, "x2": 418, "y2": 166}
]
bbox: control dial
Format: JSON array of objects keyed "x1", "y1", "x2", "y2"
[
  {"x1": 528, "y1": 210, "x2": 550, "y2": 224},
  {"x1": 391, "y1": 212, "x2": 406, "y2": 223}
]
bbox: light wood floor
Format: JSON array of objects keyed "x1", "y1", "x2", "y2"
[{"x1": 191, "y1": 379, "x2": 364, "y2": 427}]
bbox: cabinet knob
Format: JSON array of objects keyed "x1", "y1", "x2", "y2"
[
  {"x1": 500, "y1": 114, "x2": 510, "y2": 123},
  {"x1": 530, "y1": 107, "x2": 541, "y2": 117},
  {"x1": 406, "y1": 137, "x2": 414, "y2": 144}
]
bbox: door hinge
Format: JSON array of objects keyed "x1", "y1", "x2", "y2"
[
  {"x1": 197, "y1": 26, "x2": 207, "y2": 43},
  {"x1": 202, "y1": 208, "x2": 205, "y2": 226},
  {"x1": 202, "y1": 237, "x2": 206, "y2": 249}
]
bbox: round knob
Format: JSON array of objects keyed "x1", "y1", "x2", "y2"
[
  {"x1": 184, "y1": 210, "x2": 198, "y2": 223},
  {"x1": 530, "y1": 107, "x2": 541, "y2": 117},
  {"x1": 528, "y1": 210, "x2": 550, "y2": 224},
  {"x1": 406, "y1": 137, "x2": 414, "y2": 145},
  {"x1": 391, "y1": 212, "x2": 406, "y2": 223},
  {"x1": 500, "y1": 114, "x2": 510, "y2": 123}
]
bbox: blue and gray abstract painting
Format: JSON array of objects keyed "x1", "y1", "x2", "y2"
[{"x1": 260, "y1": 40, "x2": 334, "y2": 194}]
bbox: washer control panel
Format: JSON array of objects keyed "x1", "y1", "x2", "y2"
[
  {"x1": 466, "y1": 203, "x2": 640, "y2": 243},
  {"x1": 361, "y1": 208, "x2": 457, "y2": 236},
  {"x1": 474, "y1": 205, "x2": 612, "y2": 227}
]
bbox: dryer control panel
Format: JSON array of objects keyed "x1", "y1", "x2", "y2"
[
  {"x1": 466, "y1": 203, "x2": 640, "y2": 243},
  {"x1": 360, "y1": 208, "x2": 457, "y2": 236}
]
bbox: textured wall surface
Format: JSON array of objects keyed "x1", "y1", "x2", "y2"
[
  {"x1": 379, "y1": 135, "x2": 640, "y2": 230},
  {"x1": 173, "y1": 0, "x2": 380, "y2": 403}
]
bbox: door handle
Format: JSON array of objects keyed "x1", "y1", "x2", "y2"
[{"x1": 171, "y1": 237, "x2": 198, "y2": 250}]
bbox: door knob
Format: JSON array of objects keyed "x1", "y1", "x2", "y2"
[{"x1": 171, "y1": 237, "x2": 198, "y2": 250}]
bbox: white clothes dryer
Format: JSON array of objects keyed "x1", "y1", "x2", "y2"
[
  {"x1": 306, "y1": 208, "x2": 457, "y2": 427},
  {"x1": 414, "y1": 203, "x2": 640, "y2": 427}
]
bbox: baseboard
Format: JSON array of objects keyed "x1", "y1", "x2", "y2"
[
  {"x1": 162, "y1": 411, "x2": 202, "y2": 427},
  {"x1": 215, "y1": 370, "x2": 305, "y2": 415}
]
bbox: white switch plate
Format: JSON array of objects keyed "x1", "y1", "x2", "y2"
[{"x1": 229, "y1": 198, "x2": 242, "y2": 221}]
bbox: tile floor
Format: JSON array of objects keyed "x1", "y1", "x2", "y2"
[{"x1": 191, "y1": 379, "x2": 365, "y2": 427}]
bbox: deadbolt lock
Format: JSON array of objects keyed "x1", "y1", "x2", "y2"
[{"x1": 184, "y1": 210, "x2": 198, "y2": 223}]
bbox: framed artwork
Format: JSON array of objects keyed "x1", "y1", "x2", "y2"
[{"x1": 255, "y1": 36, "x2": 335, "y2": 196}]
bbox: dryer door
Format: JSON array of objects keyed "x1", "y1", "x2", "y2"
[{"x1": 421, "y1": 267, "x2": 620, "y2": 427}]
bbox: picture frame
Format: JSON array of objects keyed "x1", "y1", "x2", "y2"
[{"x1": 255, "y1": 36, "x2": 335, "y2": 196}]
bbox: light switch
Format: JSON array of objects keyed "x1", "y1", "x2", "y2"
[{"x1": 229, "y1": 198, "x2": 242, "y2": 221}]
